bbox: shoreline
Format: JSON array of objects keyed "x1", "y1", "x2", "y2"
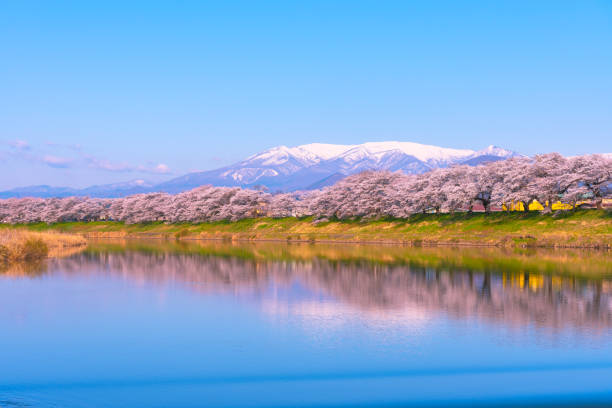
[
  {"x1": 82, "y1": 238, "x2": 612, "y2": 280},
  {"x1": 0, "y1": 229, "x2": 87, "y2": 267},
  {"x1": 78, "y1": 233, "x2": 611, "y2": 249},
  {"x1": 6, "y1": 210, "x2": 610, "y2": 249}
]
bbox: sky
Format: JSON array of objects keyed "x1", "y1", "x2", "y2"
[{"x1": 1, "y1": 0, "x2": 611, "y2": 189}]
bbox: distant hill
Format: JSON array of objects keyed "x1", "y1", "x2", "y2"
[{"x1": 0, "y1": 180, "x2": 154, "y2": 199}]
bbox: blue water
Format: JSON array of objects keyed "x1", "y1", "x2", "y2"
[{"x1": 1, "y1": 243, "x2": 611, "y2": 407}]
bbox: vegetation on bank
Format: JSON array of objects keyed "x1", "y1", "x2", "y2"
[
  {"x1": 0, "y1": 229, "x2": 87, "y2": 265},
  {"x1": 5, "y1": 209, "x2": 611, "y2": 248},
  {"x1": 1, "y1": 154, "x2": 610, "y2": 224}
]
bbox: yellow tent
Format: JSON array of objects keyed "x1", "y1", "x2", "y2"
[{"x1": 502, "y1": 200, "x2": 574, "y2": 211}]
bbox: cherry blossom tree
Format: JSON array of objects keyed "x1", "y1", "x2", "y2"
[
  {"x1": 568, "y1": 155, "x2": 612, "y2": 209},
  {"x1": 1, "y1": 153, "x2": 609, "y2": 224}
]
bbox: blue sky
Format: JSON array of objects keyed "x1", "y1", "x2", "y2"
[{"x1": 1, "y1": 0, "x2": 611, "y2": 189}]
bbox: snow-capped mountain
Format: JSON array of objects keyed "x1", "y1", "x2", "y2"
[
  {"x1": 156, "y1": 142, "x2": 519, "y2": 193},
  {"x1": 0, "y1": 141, "x2": 520, "y2": 197}
]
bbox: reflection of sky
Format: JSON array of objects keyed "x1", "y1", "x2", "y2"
[
  {"x1": 262, "y1": 299, "x2": 431, "y2": 328},
  {"x1": 260, "y1": 278, "x2": 433, "y2": 344},
  {"x1": 1, "y1": 252, "x2": 612, "y2": 407}
]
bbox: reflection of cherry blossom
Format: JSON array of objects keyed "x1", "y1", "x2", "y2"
[{"x1": 47, "y1": 250, "x2": 612, "y2": 332}]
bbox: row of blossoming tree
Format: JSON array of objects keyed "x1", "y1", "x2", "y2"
[{"x1": 0, "y1": 153, "x2": 610, "y2": 224}]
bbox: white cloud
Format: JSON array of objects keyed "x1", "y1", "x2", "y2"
[
  {"x1": 150, "y1": 163, "x2": 170, "y2": 174},
  {"x1": 43, "y1": 155, "x2": 73, "y2": 168},
  {"x1": 4, "y1": 140, "x2": 172, "y2": 176},
  {"x1": 45, "y1": 141, "x2": 83, "y2": 152},
  {"x1": 85, "y1": 156, "x2": 133, "y2": 172},
  {"x1": 8, "y1": 140, "x2": 31, "y2": 150},
  {"x1": 86, "y1": 156, "x2": 172, "y2": 175}
]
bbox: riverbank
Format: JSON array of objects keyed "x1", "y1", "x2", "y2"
[
  {"x1": 6, "y1": 209, "x2": 611, "y2": 248},
  {"x1": 0, "y1": 229, "x2": 87, "y2": 266}
]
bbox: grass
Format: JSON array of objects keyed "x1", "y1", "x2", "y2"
[
  {"x1": 0, "y1": 229, "x2": 87, "y2": 265},
  {"x1": 2, "y1": 209, "x2": 611, "y2": 248}
]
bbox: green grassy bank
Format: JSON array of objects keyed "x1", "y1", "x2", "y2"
[{"x1": 4, "y1": 209, "x2": 611, "y2": 248}]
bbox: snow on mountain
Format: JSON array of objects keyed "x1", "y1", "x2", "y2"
[
  {"x1": 347, "y1": 141, "x2": 475, "y2": 163},
  {"x1": 296, "y1": 143, "x2": 358, "y2": 160},
  {"x1": 240, "y1": 141, "x2": 475, "y2": 171},
  {"x1": 460, "y1": 145, "x2": 520, "y2": 166},
  {"x1": 470, "y1": 145, "x2": 515, "y2": 158},
  {"x1": 247, "y1": 141, "x2": 477, "y2": 168},
  {"x1": 243, "y1": 145, "x2": 321, "y2": 169}
]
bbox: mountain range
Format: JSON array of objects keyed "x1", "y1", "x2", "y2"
[{"x1": 0, "y1": 141, "x2": 520, "y2": 198}]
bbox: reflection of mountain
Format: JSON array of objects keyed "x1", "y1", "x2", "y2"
[{"x1": 47, "y1": 250, "x2": 612, "y2": 332}]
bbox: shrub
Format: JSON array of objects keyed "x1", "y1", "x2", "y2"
[
  {"x1": 0, "y1": 245, "x2": 9, "y2": 264},
  {"x1": 20, "y1": 238, "x2": 48, "y2": 261},
  {"x1": 174, "y1": 229, "x2": 190, "y2": 240}
]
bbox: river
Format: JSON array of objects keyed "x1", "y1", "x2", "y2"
[{"x1": 1, "y1": 241, "x2": 611, "y2": 407}]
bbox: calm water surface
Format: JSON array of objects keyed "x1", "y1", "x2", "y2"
[{"x1": 1, "y1": 241, "x2": 611, "y2": 407}]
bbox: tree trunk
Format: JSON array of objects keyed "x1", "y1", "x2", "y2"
[
  {"x1": 480, "y1": 273, "x2": 491, "y2": 299},
  {"x1": 542, "y1": 198, "x2": 552, "y2": 214},
  {"x1": 570, "y1": 200, "x2": 577, "y2": 211}
]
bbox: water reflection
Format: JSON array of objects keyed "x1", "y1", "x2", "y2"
[{"x1": 7, "y1": 240, "x2": 608, "y2": 332}]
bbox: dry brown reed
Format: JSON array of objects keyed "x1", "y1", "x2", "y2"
[{"x1": 0, "y1": 229, "x2": 87, "y2": 264}]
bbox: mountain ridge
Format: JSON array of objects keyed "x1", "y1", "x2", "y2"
[
  {"x1": 1, "y1": 141, "x2": 521, "y2": 198},
  {"x1": 155, "y1": 141, "x2": 519, "y2": 193}
]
